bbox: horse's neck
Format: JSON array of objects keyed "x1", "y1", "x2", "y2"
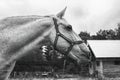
[
  {"x1": 0, "y1": 15, "x2": 43, "y2": 30},
  {"x1": 0, "y1": 16, "x2": 53, "y2": 55},
  {"x1": 0, "y1": 61, "x2": 15, "y2": 80},
  {"x1": 0, "y1": 16, "x2": 53, "y2": 79}
]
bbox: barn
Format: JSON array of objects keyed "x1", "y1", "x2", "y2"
[{"x1": 87, "y1": 40, "x2": 120, "y2": 78}]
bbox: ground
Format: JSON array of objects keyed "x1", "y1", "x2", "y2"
[{"x1": 9, "y1": 77, "x2": 120, "y2": 80}]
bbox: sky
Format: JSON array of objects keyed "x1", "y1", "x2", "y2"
[{"x1": 0, "y1": 0, "x2": 120, "y2": 35}]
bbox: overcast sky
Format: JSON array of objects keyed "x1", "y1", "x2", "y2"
[{"x1": 0, "y1": 0, "x2": 120, "y2": 35}]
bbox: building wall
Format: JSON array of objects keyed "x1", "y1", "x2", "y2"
[
  {"x1": 103, "y1": 60, "x2": 120, "y2": 77},
  {"x1": 96, "y1": 60, "x2": 120, "y2": 77}
]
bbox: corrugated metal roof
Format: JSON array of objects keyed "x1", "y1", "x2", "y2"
[{"x1": 87, "y1": 40, "x2": 120, "y2": 58}]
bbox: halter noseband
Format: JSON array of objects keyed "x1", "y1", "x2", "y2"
[{"x1": 52, "y1": 18, "x2": 84, "y2": 56}]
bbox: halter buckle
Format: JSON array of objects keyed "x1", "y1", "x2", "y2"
[{"x1": 56, "y1": 33, "x2": 60, "y2": 36}]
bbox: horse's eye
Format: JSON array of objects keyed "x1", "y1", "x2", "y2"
[{"x1": 66, "y1": 25, "x2": 72, "y2": 31}]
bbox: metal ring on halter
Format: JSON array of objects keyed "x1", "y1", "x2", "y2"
[{"x1": 52, "y1": 18, "x2": 84, "y2": 56}]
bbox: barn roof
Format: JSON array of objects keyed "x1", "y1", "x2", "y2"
[{"x1": 87, "y1": 40, "x2": 120, "y2": 58}]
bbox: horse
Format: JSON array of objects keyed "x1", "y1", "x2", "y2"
[{"x1": 0, "y1": 7, "x2": 91, "y2": 80}]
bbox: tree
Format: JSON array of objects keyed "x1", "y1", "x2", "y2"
[
  {"x1": 92, "y1": 29, "x2": 116, "y2": 40},
  {"x1": 79, "y1": 31, "x2": 91, "y2": 42},
  {"x1": 115, "y1": 23, "x2": 120, "y2": 39},
  {"x1": 96, "y1": 29, "x2": 107, "y2": 40},
  {"x1": 106, "y1": 29, "x2": 116, "y2": 40}
]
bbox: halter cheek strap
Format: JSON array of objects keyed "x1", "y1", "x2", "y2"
[{"x1": 52, "y1": 18, "x2": 84, "y2": 56}]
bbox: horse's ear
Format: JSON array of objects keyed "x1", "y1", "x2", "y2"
[{"x1": 56, "y1": 7, "x2": 67, "y2": 19}]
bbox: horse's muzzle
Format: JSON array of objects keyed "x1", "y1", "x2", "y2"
[{"x1": 77, "y1": 53, "x2": 91, "y2": 64}]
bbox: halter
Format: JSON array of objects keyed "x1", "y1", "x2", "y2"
[{"x1": 52, "y1": 18, "x2": 84, "y2": 56}]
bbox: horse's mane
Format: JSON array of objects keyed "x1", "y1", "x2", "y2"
[{"x1": 0, "y1": 15, "x2": 46, "y2": 30}]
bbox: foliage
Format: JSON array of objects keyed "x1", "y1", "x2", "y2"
[
  {"x1": 79, "y1": 31, "x2": 91, "y2": 42},
  {"x1": 115, "y1": 23, "x2": 120, "y2": 39},
  {"x1": 94, "y1": 29, "x2": 116, "y2": 40},
  {"x1": 79, "y1": 23, "x2": 120, "y2": 40}
]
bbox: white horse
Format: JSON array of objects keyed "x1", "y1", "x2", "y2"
[{"x1": 0, "y1": 8, "x2": 90, "y2": 80}]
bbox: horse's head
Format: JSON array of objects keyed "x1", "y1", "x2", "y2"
[{"x1": 48, "y1": 7, "x2": 91, "y2": 65}]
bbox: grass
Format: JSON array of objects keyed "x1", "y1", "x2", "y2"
[
  {"x1": 9, "y1": 69, "x2": 120, "y2": 80},
  {"x1": 9, "y1": 77, "x2": 120, "y2": 80}
]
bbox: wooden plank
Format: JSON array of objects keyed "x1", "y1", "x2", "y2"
[{"x1": 99, "y1": 60, "x2": 103, "y2": 75}]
